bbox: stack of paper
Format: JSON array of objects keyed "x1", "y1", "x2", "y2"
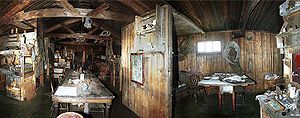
[{"x1": 54, "y1": 86, "x2": 77, "y2": 96}]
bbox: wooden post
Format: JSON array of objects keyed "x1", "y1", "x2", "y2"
[
  {"x1": 113, "y1": 60, "x2": 116, "y2": 86},
  {"x1": 82, "y1": 51, "x2": 86, "y2": 67},
  {"x1": 218, "y1": 87, "x2": 222, "y2": 110},
  {"x1": 232, "y1": 86, "x2": 236, "y2": 112}
]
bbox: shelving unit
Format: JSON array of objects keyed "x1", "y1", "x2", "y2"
[
  {"x1": 276, "y1": 1, "x2": 300, "y2": 86},
  {"x1": 0, "y1": 31, "x2": 37, "y2": 101}
]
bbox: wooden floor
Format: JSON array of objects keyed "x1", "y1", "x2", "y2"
[
  {"x1": 174, "y1": 91, "x2": 261, "y2": 118},
  {"x1": 0, "y1": 78, "x2": 261, "y2": 118},
  {"x1": 0, "y1": 79, "x2": 138, "y2": 118}
]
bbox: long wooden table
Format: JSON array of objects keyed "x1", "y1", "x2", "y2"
[
  {"x1": 198, "y1": 74, "x2": 255, "y2": 112},
  {"x1": 52, "y1": 70, "x2": 115, "y2": 118}
]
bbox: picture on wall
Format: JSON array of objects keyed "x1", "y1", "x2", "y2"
[{"x1": 131, "y1": 53, "x2": 144, "y2": 85}]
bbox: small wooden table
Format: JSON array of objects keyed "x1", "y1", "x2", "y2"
[
  {"x1": 198, "y1": 75, "x2": 254, "y2": 112},
  {"x1": 52, "y1": 70, "x2": 115, "y2": 118}
]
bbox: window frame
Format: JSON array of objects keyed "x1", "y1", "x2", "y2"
[{"x1": 196, "y1": 40, "x2": 222, "y2": 55}]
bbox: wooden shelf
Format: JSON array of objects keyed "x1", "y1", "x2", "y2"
[
  {"x1": 24, "y1": 71, "x2": 34, "y2": 78},
  {"x1": 276, "y1": 28, "x2": 300, "y2": 37}
]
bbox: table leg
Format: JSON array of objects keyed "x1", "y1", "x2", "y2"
[
  {"x1": 218, "y1": 87, "x2": 222, "y2": 110},
  {"x1": 105, "y1": 103, "x2": 112, "y2": 118},
  {"x1": 84, "y1": 103, "x2": 89, "y2": 114},
  {"x1": 53, "y1": 102, "x2": 59, "y2": 117},
  {"x1": 232, "y1": 86, "x2": 236, "y2": 112}
]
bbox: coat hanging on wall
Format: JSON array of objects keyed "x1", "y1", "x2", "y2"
[{"x1": 223, "y1": 41, "x2": 240, "y2": 65}]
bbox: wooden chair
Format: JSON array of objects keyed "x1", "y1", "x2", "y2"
[
  {"x1": 235, "y1": 86, "x2": 246, "y2": 106},
  {"x1": 176, "y1": 71, "x2": 190, "y2": 100},
  {"x1": 188, "y1": 74, "x2": 207, "y2": 103},
  {"x1": 89, "y1": 103, "x2": 105, "y2": 117},
  {"x1": 49, "y1": 80, "x2": 70, "y2": 117}
]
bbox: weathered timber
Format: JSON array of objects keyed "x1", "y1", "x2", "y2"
[
  {"x1": 121, "y1": 5, "x2": 173, "y2": 118},
  {"x1": 47, "y1": 33, "x2": 112, "y2": 40},
  {"x1": 0, "y1": 0, "x2": 33, "y2": 25},
  {"x1": 55, "y1": 42, "x2": 105, "y2": 46},
  {"x1": 178, "y1": 31, "x2": 282, "y2": 91},
  {"x1": 58, "y1": 0, "x2": 80, "y2": 15},
  {"x1": 12, "y1": 8, "x2": 134, "y2": 23},
  {"x1": 62, "y1": 25, "x2": 76, "y2": 35},
  {"x1": 52, "y1": 70, "x2": 114, "y2": 118},
  {"x1": 119, "y1": 0, "x2": 151, "y2": 16},
  {"x1": 172, "y1": 9, "x2": 205, "y2": 35},
  {"x1": 45, "y1": 18, "x2": 81, "y2": 33},
  {"x1": 86, "y1": 3, "x2": 110, "y2": 17},
  {"x1": 87, "y1": 27, "x2": 99, "y2": 35},
  {"x1": 92, "y1": 22, "x2": 120, "y2": 39},
  {"x1": 240, "y1": 0, "x2": 261, "y2": 32},
  {"x1": 10, "y1": 21, "x2": 32, "y2": 30}
]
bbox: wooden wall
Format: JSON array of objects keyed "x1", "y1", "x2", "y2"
[
  {"x1": 121, "y1": 22, "x2": 172, "y2": 118},
  {"x1": 121, "y1": 5, "x2": 173, "y2": 118},
  {"x1": 178, "y1": 31, "x2": 283, "y2": 91}
]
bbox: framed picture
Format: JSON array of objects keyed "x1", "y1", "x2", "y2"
[{"x1": 131, "y1": 53, "x2": 144, "y2": 85}]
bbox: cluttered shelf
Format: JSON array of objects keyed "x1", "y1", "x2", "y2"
[{"x1": 256, "y1": 86, "x2": 300, "y2": 118}]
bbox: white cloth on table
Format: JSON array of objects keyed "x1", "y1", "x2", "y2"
[{"x1": 220, "y1": 86, "x2": 233, "y2": 93}]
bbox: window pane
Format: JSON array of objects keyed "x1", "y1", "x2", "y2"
[
  {"x1": 197, "y1": 42, "x2": 205, "y2": 53},
  {"x1": 197, "y1": 41, "x2": 221, "y2": 53},
  {"x1": 212, "y1": 41, "x2": 221, "y2": 52},
  {"x1": 205, "y1": 42, "x2": 213, "y2": 52}
]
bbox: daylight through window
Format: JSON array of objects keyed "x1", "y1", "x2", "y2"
[{"x1": 197, "y1": 41, "x2": 221, "y2": 53}]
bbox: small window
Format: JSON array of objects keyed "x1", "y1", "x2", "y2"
[{"x1": 197, "y1": 41, "x2": 221, "y2": 53}]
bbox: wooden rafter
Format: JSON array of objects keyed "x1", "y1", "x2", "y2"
[
  {"x1": 11, "y1": 8, "x2": 134, "y2": 24},
  {"x1": 21, "y1": 21, "x2": 36, "y2": 29},
  {"x1": 58, "y1": 0, "x2": 80, "y2": 15},
  {"x1": 0, "y1": 0, "x2": 34, "y2": 25},
  {"x1": 47, "y1": 33, "x2": 112, "y2": 40},
  {"x1": 45, "y1": 18, "x2": 81, "y2": 33},
  {"x1": 55, "y1": 42, "x2": 104, "y2": 46},
  {"x1": 92, "y1": 22, "x2": 119, "y2": 38},
  {"x1": 10, "y1": 21, "x2": 32, "y2": 30},
  {"x1": 87, "y1": 27, "x2": 99, "y2": 35},
  {"x1": 87, "y1": 3, "x2": 110, "y2": 17},
  {"x1": 119, "y1": 0, "x2": 150, "y2": 16},
  {"x1": 63, "y1": 25, "x2": 76, "y2": 35}
]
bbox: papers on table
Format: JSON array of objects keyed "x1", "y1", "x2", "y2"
[
  {"x1": 223, "y1": 75, "x2": 245, "y2": 82},
  {"x1": 54, "y1": 86, "x2": 77, "y2": 96}
]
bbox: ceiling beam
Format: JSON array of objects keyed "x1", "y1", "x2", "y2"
[
  {"x1": 47, "y1": 33, "x2": 112, "y2": 40},
  {"x1": 45, "y1": 18, "x2": 81, "y2": 33},
  {"x1": 55, "y1": 42, "x2": 104, "y2": 46},
  {"x1": 87, "y1": 3, "x2": 110, "y2": 17},
  {"x1": 10, "y1": 8, "x2": 134, "y2": 24},
  {"x1": 119, "y1": 0, "x2": 150, "y2": 16},
  {"x1": 63, "y1": 25, "x2": 76, "y2": 35},
  {"x1": 92, "y1": 22, "x2": 119, "y2": 38},
  {"x1": 240, "y1": 0, "x2": 261, "y2": 32},
  {"x1": 0, "y1": 0, "x2": 34, "y2": 25},
  {"x1": 92, "y1": 22, "x2": 120, "y2": 46},
  {"x1": 58, "y1": 0, "x2": 80, "y2": 15},
  {"x1": 87, "y1": 27, "x2": 99, "y2": 35},
  {"x1": 10, "y1": 21, "x2": 33, "y2": 30},
  {"x1": 21, "y1": 21, "x2": 36, "y2": 29}
]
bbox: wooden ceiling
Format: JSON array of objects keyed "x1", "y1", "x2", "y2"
[
  {"x1": 167, "y1": 0, "x2": 284, "y2": 33},
  {"x1": 0, "y1": 0, "x2": 284, "y2": 37}
]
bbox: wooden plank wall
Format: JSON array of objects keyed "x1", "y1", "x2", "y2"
[
  {"x1": 121, "y1": 23, "x2": 169, "y2": 118},
  {"x1": 178, "y1": 31, "x2": 282, "y2": 91}
]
